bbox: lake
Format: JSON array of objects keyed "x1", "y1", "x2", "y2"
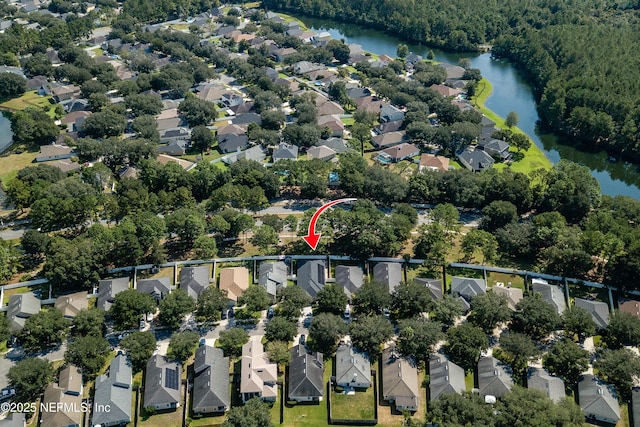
[{"x1": 299, "y1": 16, "x2": 640, "y2": 199}]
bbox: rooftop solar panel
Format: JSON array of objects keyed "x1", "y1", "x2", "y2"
[{"x1": 165, "y1": 367, "x2": 179, "y2": 390}]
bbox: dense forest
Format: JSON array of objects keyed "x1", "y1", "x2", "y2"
[{"x1": 263, "y1": 0, "x2": 640, "y2": 160}]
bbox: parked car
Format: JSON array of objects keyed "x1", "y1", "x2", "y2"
[
  {"x1": 221, "y1": 309, "x2": 227, "y2": 320},
  {"x1": 199, "y1": 338, "x2": 206, "y2": 347},
  {"x1": 139, "y1": 320, "x2": 145, "y2": 331},
  {"x1": 299, "y1": 334, "x2": 306, "y2": 345},
  {"x1": 0, "y1": 387, "x2": 16, "y2": 401},
  {"x1": 146, "y1": 312, "x2": 154, "y2": 322},
  {"x1": 228, "y1": 307, "x2": 235, "y2": 318},
  {"x1": 267, "y1": 307, "x2": 274, "y2": 319}
]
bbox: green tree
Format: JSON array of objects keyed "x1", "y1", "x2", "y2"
[
  {"x1": 71, "y1": 308, "x2": 105, "y2": 337},
  {"x1": 496, "y1": 387, "x2": 584, "y2": 427},
  {"x1": 251, "y1": 225, "x2": 279, "y2": 253},
  {"x1": 0, "y1": 314, "x2": 9, "y2": 344},
  {"x1": 505, "y1": 111, "x2": 519, "y2": 128},
  {"x1": 8, "y1": 357, "x2": 54, "y2": 403},
  {"x1": 193, "y1": 235, "x2": 217, "y2": 259},
  {"x1": 396, "y1": 44, "x2": 409, "y2": 58},
  {"x1": 563, "y1": 306, "x2": 596, "y2": 342},
  {"x1": 81, "y1": 109, "x2": 127, "y2": 138},
  {"x1": 413, "y1": 223, "x2": 448, "y2": 264},
  {"x1": 196, "y1": 287, "x2": 228, "y2": 322},
  {"x1": 222, "y1": 397, "x2": 273, "y2": 427},
  {"x1": 265, "y1": 316, "x2": 298, "y2": 342},
  {"x1": 511, "y1": 296, "x2": 561, "y2": 340},
  {"x1": 605, "y1": 310, "x2": 640, "y2": 348},
  {"x1": 349, "y1": 315, "x2": 394, "y2": 359},
  {"x1": 543, "y1": 339, "x2": 589, "y2": 385},
  {"x1": 461, "y1": 229, "x2": 499, "y2": 263},
  {"x1": 480, "y1": 200, "x2": 518, "y2": 232},
  {"x1": 120, "y1": 331, "x2": 157, "y2": 372},
  {"x1": 218, "y1": 328, "x2": 249, "y2": 358},
  {"x1": 178, "y1": 96, "x2": 216, "y2": 127},
  {"x1": 0, "y1": 72, "x2": 26, "y2": 100},
  {"x1": 498, "y1": 332, "x2": 540, "y2": 379},
  {"x1": 391, "y1": 281, "x2": 433, "y2": 319},
  {"x1": 10, "y1": 107, "x2": 59, "y2": 147},
  {"x1": 309, "y1": 313, "x2": 347, "y2": 354},
  {"x1": 190, "y1": 125, "x2": 215, "y2": 154},
  {"x1": 432, "y1": 294, "x2": 465, "y2": 327},
  {"x1": 277, "y1": 285, "x2": 311, "y2": 319},
  {"x1": 468, "y1": 291, "x2": 512, "y2": 334},
  {"x1": 431, "y1": 203, "x2": 460, "y2": 232},
  {"x1": 426, "y1": 392, "x2": 494, "y2": 426},
  {"x1": 19, "y1": 308, "x2": 69, "y2": 353},
  {"x1": 315, "y1": 283, "x2": 348, "y2": 315},
  {"x1": 65, "y1": 335, "x2": 110, "y2": 379},
  {"x1": 125, "y1": 93, "x2": 163, "y2": 117},
  {"x1": 167, "y1": 331, "x2": 199, "y2": 363},
  {"x1": 159, "y1": 289, "x2": 195, "y2": 329},
  {"x1": 166, "y1": 208, "x2": 207, "y2": 246},
  {"x1": 266, "y1": 340, "x2": 291, "y2": 371},
  {"x1": 352, "y1": 280, "x2": 392, "y2": 316},
  {"x1": 446, "y1": 323, "x2": 488, "y2": 371},
  {"x1": 110, "y1": 289, "x2": 156, "y2": 331},
  {"x1": 397, "y1": 318, "x2": 444, "y2": 360},
  {"x1": 239, "y1": 285, "x2": 270, "y2": 313},
  {"x1": 0, "y1": 240, "x2": 20, "y2": 283},
  {"x1": 593, "y1": 348, "x2": 640, "y2": 400}
]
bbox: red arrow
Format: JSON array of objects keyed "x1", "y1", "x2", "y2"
[{"x1": 303, "y1": 198, "x2": 357, "y2": 250}]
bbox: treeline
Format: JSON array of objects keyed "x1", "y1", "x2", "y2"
[{"x1": 263, "y1": 0, "x2": 640, "y2": 160}]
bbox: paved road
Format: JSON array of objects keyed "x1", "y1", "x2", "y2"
[{"x1": 0, "y1": 342, "x2": 67, "y2": 389}]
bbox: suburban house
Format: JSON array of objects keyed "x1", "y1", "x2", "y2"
[
  {"x1": 97, "y1": 277, "x2": 130, "y2": 311},
  {"x1": 376, "y1": 143, "x2": 420, "y2": 163},
  {"x1": 381, "y1": 347, "x2": 420, "y2": 412},
  {"x1": 380, "y1": 104, "x2": 405, "y2": 123},
  {"x1": 373, "y1": 262, "x2": 402, "y2": 293},
  {"x1": 240, "y1": 336, "x2": 278, "y2": 403},
  {"x1": 144, "y1": 355, "x2": 182, "y2": 411},
  {"x1": 92, "y1": 354, "x2": 133, "y2": 427},
  {"x1": 456, "y1": 147, "x2": 495, "y2": 172},
  {"x1": 219, "y1": 267, "x2": 249, "y2": 303},
  {"x1": 619, "y1": 298, "x2": 640, "y2": 320},
  {"x1": 179, "y1": 266, "x2": 210, "y2": 300},
  {"x1": 36, "y1": 144, "x2": 73, "y2": 162},
  {"x1": 491, "y1": 284, "x2": 523, "y2": 311},
  {"x1": 192, "y1": 346, "x2": 230, "y2": 414},
  {"x1": 157, "y1": 140, "x2": 188, "y2": 156},
  {"x1": 480, "y1": 139, "x2": 511, "y2": 161},
  {"x1": 297, "y1": 260, "x2": 326, "y2": 299},
  {"x1": 450, "y1": 276, "x2": 486, "y2": 302},
  {"x1": 375, "y1": 120, "x2": 403, "y2": 135},
  {"x1": 7, "y1": 293, "x2": 40, "y2": 333},
  {"x1": 259, "y1": 261, "x2": 287, "y2": 299},
  {"x1": 477, "y1": 356, "x2": 513, "y2": 399},
  {"x1": 156, "y1": 154, "x2": 196, "y2": 171},
  {"x1": 41, "y1": 365, "x2": 83, "y2": 427},
  {"x1": 160, "y1": 127, "x2": 191, "y2": 144},
  {"x1": 574, "y1": 298, "x2": 610, "y2": 329},
  {"x1": 578, "y1": 374, "x2": 621, "y2": 424},
  {"x1": 419, "y1": 154, "x2": 450, "y2": 172},
  {"x1": 429, "y1": 84, "x2": 462, "y2": 98},
  {"x1": 137, "y1": 278, "x2": 171, "y2": 303},
  {"x1": 307, "y1": 145, "x2": 337, "y2": 161},
  {"x1": 218, "y1": 134, "x2": 249, "y2": 153},
  {"x1": 527, "y1": 367, "x2": 565, "y2": 403},
  {"x1": 317, "y1": 137, "x2": 348, "y2": 154},
  {"x1": 632, "y1": 387, "x2": 640, "y2": 427},
  {"x1": 0, "y1": 413, "x2": 25, "y2": 426},
  {"x1": 272, "y1": 143, "x2": 299, "y2": 162},
  {"x1": 288, "y1": 344, "x2": 324, "y2": 402},
  {"x1": 531, "y1": 279, "x2": 566, "y2": 314},
  {"x1": 272, "y1": 47, "x2": 297, "y2": 62},
  {"x1": 428, "y1": 354, "x2": 465, "y2": 401},
  {"x1": 221, "y1": 92, "x2": 244, "y2": 107},
  {"x1": 317, "y1": 115, "x2": 345, "y2": 137},
  {"x1": 335, "y1": 344, "x2": 372, "y2": 389},
  {"x1": 335, "y1": 265, "x2": 364, "y2": 300},
  {"x1": 223, "y1": 145, "x2": 267, "y2": 165},
  {"x1": 439, "y1": 63, "x2": 466, "y2": 79},
  {"x1": 55, "y1": 291, "x2": 88, "y2": 318},
  {"x1": 414, "y1": 278, "x2": 443, "y2": 300},
  {"x1": 372, "y1": 131, "x2": 406, "y2": 148}
]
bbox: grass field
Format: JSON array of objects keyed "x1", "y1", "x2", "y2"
[
  {"x1": 0, "y1": 148, "x2": 39, "y2": 186},
  {"x1": 471, "y1": 79, "x2": 552, "y2": 174},
  {"x1": 331, "y1": 383, "x2": 376, "y2": 420},
  {"x1": 0, "y1": 91, "x2": 56, "y2": 117}
]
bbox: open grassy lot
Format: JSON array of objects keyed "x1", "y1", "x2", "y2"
[
  {"x1": 471, "y1": 79, "x2": 552, "y2": 175},
  {"x1": 331, "y1": 384, "x2": 376, "y2": 419},
  {"x1": 0, "y1": 91, "x2": 56, "y2": 117},
  {"x1": 0, "y1": 148, "x2": 38, "y2": 186}
]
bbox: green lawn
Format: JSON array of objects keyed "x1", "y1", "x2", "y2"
[
  {"x1": 279, "y1": 359, "x2": 332, "y2": 427},
  {"x1": 331, "y1": 384, "x2": 375, "y2": 420},
  {"x1": 0, "y1": 148, "x2": 39, "y2": 187},
  {"x1": 464, "y1": 371, "x2": 475, "y2": 391},
  {"x1": 471, "y1": 79, "x2": 552, "y2": 174},
  {"x1": 1, "y1": 91, "x2": 56, "y2": 117}
]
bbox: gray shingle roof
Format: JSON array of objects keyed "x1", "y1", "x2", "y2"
[
  {"x1": 429, "y1": 354, "x2": 465, "y2": 401},
  {"x1": 144, "y1": 355, "x2": 181, "y2": 408},
  {"x1": 414, "y1": 278, "x2": 443, "y2": 300},
  {"x1": 137, "y1": 277, "x2": 171, "y2": 302},
  {"x1": 578, "y1": 374, "x2": 621, "y2": 424},
  {"x1": 97, "y1": 277, "x2": 130, "y2": 310},
  {"x1": 450, "y1": 277, "x2": 486, "y2": 301},
  {"x1": 574, "y1": 298, "x2": 610, "y2": 329},
  {"x1": 0, "y1": 412, "x2": 25, "y2": 427},
  {"x1": 335, "y1": 344, "x2": 371, "y2": 388},
  {"x1": 373, "y1": 262, "x2": 402, "y2": 293},
  {"x1": 381, "y1": 347, "x2": 419, "y2": 410},
  {"x1": 527, "y1": 367, "x2": 565, "y2": 403},
  {"x1": 92, "y1": 354, "x2": 132, "y2": 426},
  {"x1": 531, "y1": 281, "x2": 566, "y2": 314},
  {"x1": 55, "y1": 291, "x2": 88, "y2": 318},
  {"x1": 258, "y1": 261, "x2": 287, "y2": 297},
  {"x1": 192, "y1": 346, "x2": 230, "y2": 414},
  {"x1": 273, "y1": 143, "x2": 299, "y2": 162},
  {"x1": 477, "y1": 356, "x2": 513, "y2": 398},
  {"x1": 335, "y1": 266, "x2": 364, "y2": 300},
  {"x1": 632, "y1": 387, "x2": 640, "y2": 427},
  {"x1": 289, "y1": 344, "x2": 324, "y2": 400},
  {"x1": 179, "y1": 266, "x2": 210, "y2": 300},
  {"x1": 7, "y1": 292, "x2": 41, "y2": 332},
  {"x1": 297, "y1": 260, "x2": 326, "y2": 299}
]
